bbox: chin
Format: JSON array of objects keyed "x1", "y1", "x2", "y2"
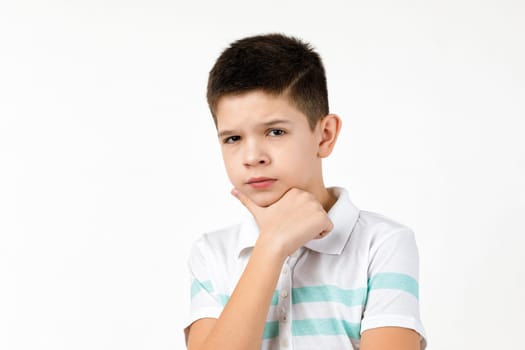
[{"x1": 249, "y1": 191, "x2": 283, "y2": 208}]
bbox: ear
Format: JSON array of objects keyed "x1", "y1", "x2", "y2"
[{"x1": 317, "y1": 114, "x2": 342, "y2": 158}]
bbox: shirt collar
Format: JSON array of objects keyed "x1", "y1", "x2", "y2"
[{"x1": 236, "y1": 187, "x2": 360, "y2": 257}]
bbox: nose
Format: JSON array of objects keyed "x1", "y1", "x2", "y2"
[{"x1": 243, "y1": 138, "x2": 270, "y2": 167}]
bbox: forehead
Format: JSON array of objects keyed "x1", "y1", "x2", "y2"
[{"x1": 215, "y1": 90, "x2": 308, "y2": 130}]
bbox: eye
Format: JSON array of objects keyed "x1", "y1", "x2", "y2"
[
  {"x1": 223, "y1": 135, "x2": 241, "y2": 144},
  {"x1": 267, "y1": 129, "x2": 285, "y2": 137}
]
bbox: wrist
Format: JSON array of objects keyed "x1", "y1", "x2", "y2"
[{"x1": 255, "y1": 232, "x2": 289, "y2": 263}]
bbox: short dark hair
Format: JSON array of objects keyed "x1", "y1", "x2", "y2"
[{"x1": 207, "y1": 33, "x2": 329, "y2": 130}]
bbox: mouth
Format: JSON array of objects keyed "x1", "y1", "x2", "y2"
[{"x1": 246, "y1": 177, "x2": 277, "y2": 189}]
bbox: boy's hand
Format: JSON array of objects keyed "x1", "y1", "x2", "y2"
[{"x1": 232, "y1": 188, "x2": 333, "y2": 258}]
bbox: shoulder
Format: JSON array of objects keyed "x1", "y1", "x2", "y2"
[
  {"x1": 353, "y1": 210, "x2": 421, "y2": 289},
  {"x1": 190, "y1": 222, "x2": 243, "y2": 259},
  {"x1": 187, "y1": 219, "x2": 256, "y2": 295},
  {"x1": 354, "y1": 209, "x2": 416, "y2": 244},
  {"x1": 346, "y1": 209, "x2": 419, "y2": 266}
]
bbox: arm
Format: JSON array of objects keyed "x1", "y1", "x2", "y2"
[
  {"x1": 187, "y1": 188, "x2": 333, "y2": 350},
  {"x1": 360, "y1": 327, "x2": 421, "y2": 350}
]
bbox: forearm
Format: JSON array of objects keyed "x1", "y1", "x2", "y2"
[{"x1": 190, "y1": 237, "x2": 286, "y2": 350}]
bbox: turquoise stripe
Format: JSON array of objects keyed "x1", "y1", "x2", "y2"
[
  {"x1": 190, "y1": 279, "x2": 214, "y2": 298},
  {"x1": 368, "y1": 272, "x2": 419, "y2": 299},
  {"x1": 191, "y1": 282, "x2": 277, "y2": 307},
  {"x1": 263, "y1": 321, "x2": 279, "y2": 339},
  {"x1": 292, "y1": 318, "x2": 361, "y2": 339},
  {"x1": 271, "y1": 291, "x2": 279, "y2": 305},
  {"x1": 292, "y1": 285, "x2": 367, "y2": 307},
  {"x1": 217, "y1": 294, "x2": 230, "y2": 306}
]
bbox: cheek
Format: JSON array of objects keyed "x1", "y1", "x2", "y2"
[
  {"x1": 279, "y1": 143, "x2": 316, "y2": 166},
  {"x1": 222, "y1": 153, "x2": 241, "y2": 183},
  {"x1": 278, "y1": 144, "x2": 319, "y2": 183}
]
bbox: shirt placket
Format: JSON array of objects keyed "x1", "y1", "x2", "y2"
[{"x1": 277, "y1": 248, "x2": 303, "y2": 350}]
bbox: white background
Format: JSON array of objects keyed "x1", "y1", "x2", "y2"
[{"x1": 1, "y1": 1, "x2": 524, "y2": 349}]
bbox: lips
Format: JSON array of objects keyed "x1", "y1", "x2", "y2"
[{"x1": 246, "y1": 177, "x2": 276, "y2": 189}]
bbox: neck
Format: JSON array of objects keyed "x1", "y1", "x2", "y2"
[{"x1": 317, "y1": 186, "x2": 337, "y2": 213}]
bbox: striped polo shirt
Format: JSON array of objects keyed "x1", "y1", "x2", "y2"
[{"x1": 185, "y1": 187, "x2": 427, "y2": 349}]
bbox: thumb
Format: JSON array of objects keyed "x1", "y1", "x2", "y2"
[{"x1": 231, "y1": 188, "x2": 260, "y2": 216}]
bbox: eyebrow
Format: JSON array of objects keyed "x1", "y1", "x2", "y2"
[{"x1": 217, "y1": 119, "x2": 292, "y2": 138}]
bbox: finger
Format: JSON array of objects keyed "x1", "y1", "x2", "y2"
[
  {"x1": 315, "y1": 230, "x2": 329, "y2": 240},
  {"x1": 326, "y1": 218, "x2": 334, "y2": 233},
  {"x1": 231, "y1": 188, "x2": 260, "y2": 216},
  {"x1": 314, "y1": 219, "x2": 334, "y2": 239}
]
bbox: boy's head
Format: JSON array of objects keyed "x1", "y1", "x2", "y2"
[
  {"x1": 207, "y1": 33, "x2": 329, "y2": 130},
  {"x1": 207, "y1": 34, "x2": 341, "y2": 209}
]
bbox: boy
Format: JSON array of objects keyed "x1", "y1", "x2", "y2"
[{"x1": 184, "y1": 34, "x2": 426, "y2": 350}]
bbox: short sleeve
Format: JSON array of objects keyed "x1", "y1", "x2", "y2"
[
  {"x1": 184, "y1": 237, "x2": 226, "y2": 341},
  {"x1": 361, "y1": 228, "x2": 427, "y2": 349}
]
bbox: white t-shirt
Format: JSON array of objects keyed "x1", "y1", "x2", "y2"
[{"x1": 185, "y1": 187, "x2": 427, "y2": 349}]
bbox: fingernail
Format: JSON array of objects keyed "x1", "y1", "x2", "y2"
[{"x1": 231, "y1": 188, "x2": 239, "y2": 197}]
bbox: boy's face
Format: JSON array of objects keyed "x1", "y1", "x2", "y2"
[{"x1": 216, "y1": 90, "x2": 326, "y2": 207}]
